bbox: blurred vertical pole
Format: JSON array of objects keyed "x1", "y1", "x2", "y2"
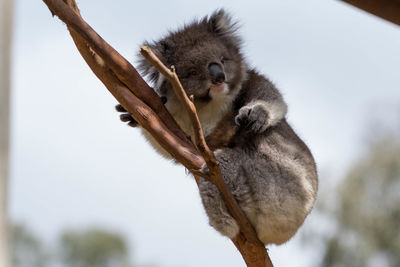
[{"x1": 0, "y1": 0, "x2": 13, "y2": 266}]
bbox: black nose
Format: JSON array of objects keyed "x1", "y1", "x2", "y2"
[{"x1": 208, "y1": 63, "x2": 225, "y2": 84}]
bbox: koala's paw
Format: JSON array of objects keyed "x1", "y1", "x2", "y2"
[
  {"x1": 115, "y1": 104, "x2": 138, "y2": 127},
  {"x1": 235, "y1": 104, "x2": 269, "y2": 133},
  {"x1": 114, "y1": 97, "x2": 167, "y2": 128}
]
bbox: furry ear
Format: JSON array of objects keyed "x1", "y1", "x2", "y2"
[
  {"x1": 208, "y1": 9, "x2": 237, "y2": 36},
  {"x1": 206, "y1": 9, "x2": 241, "y2": 47}
]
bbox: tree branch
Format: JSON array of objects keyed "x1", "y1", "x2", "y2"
[
  {"x1": 140, "y1": 46, "x2": 264, "y2": 245},
  {"x1": 341, "y1": 0, "x2": 400, "y2": 26},
  {"x1": 43, "y1": 0, "x2": 191, "y2": 147},
  {"x1": 45, "y1": 0, "x2": 204, "y2": 172},
  {"x1": 42, "y1": 1, "x2": 273, "y2": 266}
]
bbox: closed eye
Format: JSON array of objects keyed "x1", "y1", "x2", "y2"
[
  {"x1": 221, "y1": 56, "x2": 231, "y2": 64},
  {"x1": 187, "y1": 68, "x2": 201, "y2": 78}
]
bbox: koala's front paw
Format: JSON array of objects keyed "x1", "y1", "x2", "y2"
[
  {"x1": 235, "y1": 104, "x2": 269, "y2": 133},
  {"x1": 115, "y1": 104, "x2": 138, "y2": 127}
]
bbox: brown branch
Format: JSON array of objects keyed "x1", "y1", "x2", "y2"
[
  {"x1": 341, "y1": 0, "x2": 400, "y2": 26},
  {"x1": 140, "y1": 46, "x2": 265, "y2": 246},
  {"x1": 139, "y1": 47, "x2": 212, "y2": 160},
  {"x1": 42, "y1": 0, "x2": 273, "y2": 266},
  {"x1": 44, "y1": 0, "x2": 204, "y2": 171},
  {"x1": 42, "y1": 0, "x2": 191, "y2": 147},
  {"x1": 141, "y1": 46, "x2": 272, "y2": 266}
]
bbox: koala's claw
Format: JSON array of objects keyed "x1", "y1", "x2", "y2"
[
  {"x1": 115, "y1": 95, "x2": 167, "y2": 128},
  {"x1": 115, "y1": 104, "x2": 126, "y2": 112},
  {"x1": 161, "y1": 96, "x2": 168, "y2": 104},
  {"x1": 115, "y1": 104, "x2": 138, "y2": 127},
  {"x1": 235, "y1": 104, "x2": 269, "y2": 133},
  {"x1": 128, "y1": 121, "x2": 139, "y2": 127},
  {"x1": 120, "y1": 113, "x2": 132, "y2": 122}
]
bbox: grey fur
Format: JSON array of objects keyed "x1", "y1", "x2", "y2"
[{"x1": 117, "y1": 9, "x2": 318, "y2": 245}]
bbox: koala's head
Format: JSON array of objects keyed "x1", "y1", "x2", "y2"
[{"x1": 138, "y1": 9, "x2": 247, "y2": 103}]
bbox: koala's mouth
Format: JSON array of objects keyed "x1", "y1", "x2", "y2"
[
  {"x1": 209, "y1": 82, "x2": 229, "y2": 97},
  {"x1": 210, "y1": 82, "x2": 225, "y2": 92},
  {"x1": 193, "y1": 82, "x2": 230, "y2": 103}
]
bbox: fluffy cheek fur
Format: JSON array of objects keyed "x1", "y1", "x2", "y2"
[
  {"x1": 181, "y1": 78, "x2": 211, "y2": 99},
  {"x1": 224, "y1": 59, "x2": 241, "y2": 83}
]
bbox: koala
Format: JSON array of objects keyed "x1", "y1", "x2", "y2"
[{"x1": 116, "y1": 9, "x2": 318, "y2": 245}]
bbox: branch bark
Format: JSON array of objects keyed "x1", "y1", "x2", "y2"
[
  {"x1": 46, "y1": 0, "x2": 203, "y2": 172},
  {"x1": 341, "y1": 0, "x2": 400, "y2": 26},
  {"x1": 42, "y1": 1, "x2": 273, "y2": 266}
]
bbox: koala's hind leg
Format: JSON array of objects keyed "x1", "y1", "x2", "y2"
[
  {"x1": 198, "y1": 148, "x2": 252, "y2": 239},
  {"x1": 198, "y1": 176, "x2": 240, "y2": 238}
]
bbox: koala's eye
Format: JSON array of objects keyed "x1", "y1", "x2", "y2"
[
  {"x1": 189, "y1": 69, "x2": 199, "y2": 77},
  {"x1": 220, "y1": 57, "x2": 225, "y2": 64}
]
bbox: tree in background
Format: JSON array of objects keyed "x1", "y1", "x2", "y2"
[
  {"x1": 319, "y1": 131, "x2": 400, "y2": 267},
  {"x1": 0, "y1": 0, "x2": 14, "y2": 266},
  {"x1": 11, "y1": 224, "x2": 49, "y2": 267},
  {"x1": 10, "y1": 224, "x2": 159, "y2": 267},
  {"x1": 59, "y1": 228, "x2": 129, "y2": 267}
]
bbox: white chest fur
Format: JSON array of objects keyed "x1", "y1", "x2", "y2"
[
  {"x1": 141, "y1": 80, "x2": 237, "y2": 158},
  {"x1": 165, "y1": 87, "x2": 234, "y2": 139}
]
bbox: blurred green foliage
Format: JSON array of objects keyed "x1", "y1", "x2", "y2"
[
  {"x1": 12, "y1": 131, "x2": 400, "y2": 267},
  {"x1": 11, "y1": 224, "x2": 49, "y2": 267},
  {"x1": 11, "y1": 225, "x2": 135, "y2": 267},
  {"x1": 319, "y1": 133, "x2": 400, "y2": 267},
  {"x1": 60, "y1": 228, "x2": 129, "y2": 267}
]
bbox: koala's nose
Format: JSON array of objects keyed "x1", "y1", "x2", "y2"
[{"x1": 208, "y1": 63, "x2": 225, "y2": 84}]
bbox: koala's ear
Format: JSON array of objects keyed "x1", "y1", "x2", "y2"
[
  {"x1": 207, "y1": 9, "x2": 241, "y2": 47},
  {"x1": 208, "y1": 9, "x2": 237, "y2": 36}
]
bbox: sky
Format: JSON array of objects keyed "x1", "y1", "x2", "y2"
[{"x1": 8, "y1": 0, "x2": 400, "y2": 266}]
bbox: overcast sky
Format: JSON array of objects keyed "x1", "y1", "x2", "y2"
[{"x1": 9, "y1": 0, "x2": 400, "y2": 266}]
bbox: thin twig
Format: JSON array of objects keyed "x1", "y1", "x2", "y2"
[
  {"x1": 140, "y1": 46, "x2": 268, "y2": 247},
  {"x1": 140, "y1": 46, "x2": 212, "y2": 158}
]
